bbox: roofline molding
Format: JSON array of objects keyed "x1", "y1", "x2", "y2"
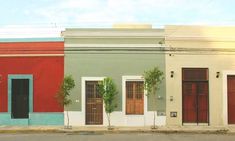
[{"x1": 62, "y1": 28, "x2": 165, "y2": 38}]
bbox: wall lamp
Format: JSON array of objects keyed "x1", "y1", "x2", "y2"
[
  {"x1": 170, "y1": 71, "x2": 174, "y2": 78},
  {"x1": 216, "y1": 72, "x2": 220, "y2": 78}
]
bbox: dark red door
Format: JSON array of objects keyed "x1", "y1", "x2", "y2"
[
  {"x1": 182, "y1": 68, "x2": 209, "y2": 124},
  {"x1": 228, "y1": 76, "x2": 235, "y2": 124},
  {"x1": 197, "y1": 82, "x2": 209, "y2": 123},
  {"x1": 183, "y1": 82, "x2": 208, "y2": 123},
  {"x1": 85, "y1": 81, "x2": 103, "y2": 125},
  {"x1": 183, "y1": 82, "x2": 197, "y2": 123}
]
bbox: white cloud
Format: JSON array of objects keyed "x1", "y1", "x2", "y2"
[
  {"x1": 58, "y1": 0, "x2": 104, "y2": 10},
  {"x1": 24, "y1": 0, "x2": 235, "y2": 27},
  {"x1": 0, "y1": 27, "x2": 63, "y2": 38}
]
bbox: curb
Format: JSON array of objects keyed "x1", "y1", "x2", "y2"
[{"x1": 0, "y1": 128, "x2": 232, "y2": 134}]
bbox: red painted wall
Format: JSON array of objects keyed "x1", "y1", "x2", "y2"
[
  {"x1": 0, "y1": 42, "x2": 64, "y2": 112},
  {"x1": 0, "y1": 42, "x2": 64, "y2": 54}
]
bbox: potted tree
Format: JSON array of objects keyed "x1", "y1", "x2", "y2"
[
  {"x1": 143, "y1": 67, "x2": 164, "y2": 129},
  {"x1": 97, "y1": 77, "x2": 118, "y2": 130},
  {"x1": 56, "y1": 75, "x2": 75, "y2": 129}
]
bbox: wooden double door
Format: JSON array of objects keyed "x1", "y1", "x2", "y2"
[
  {"x1": 85, "y1": 81, "x2": 103, "y2": 125},
  {"x1": 183, "y1": 82, "x2": 209, "y2": 123},
  {"x1": 182, "y1": 68, "x2": 209, "y2": 124},
  {"x1": 126, "y1": 81, "x2": 144, "y2": 115}
]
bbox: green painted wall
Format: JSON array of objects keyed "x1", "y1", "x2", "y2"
[
  {"x1": 65, "y1": 51, "x2": 166, "y2": 112},
  {"x1": 65, "y1": 38, "x2": 163, "y2": 45}
]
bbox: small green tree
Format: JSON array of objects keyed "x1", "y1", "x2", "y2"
[
  {"x1": 56, "y1": 75, "x2": 75, "y2": 129},
  {"x1": 143, "y1": 67, "x2": 164, "y2": 129},
  {"x1": 97, "y1": 77, "x2": 118, "y2": 129}
]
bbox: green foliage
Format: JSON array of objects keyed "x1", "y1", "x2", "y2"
[
  {"x1": 97, "y1": 77, "x2": 118, "y2": 128},
  {"x1": 97, "y1": 77, "x2": 118, "y2": 114},
  {"x1": 56, "y1": 75, "x2": 75, "y2": 107},
  {"x1": 143, "y1": 67, "x2": 164, "y2": 129},
  {"x1": 143, "y1": 67, "x2": 164, "y2": 96}
]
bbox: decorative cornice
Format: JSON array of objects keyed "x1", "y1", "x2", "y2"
[
  {"x1": 62, "y1": 28, "x2": 165, "y2": 39},
  {"x1": 64, "y1": 44, "x2": 166, "y2": 48}
]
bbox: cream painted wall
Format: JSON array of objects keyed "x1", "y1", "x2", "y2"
[
  {"x1": 165, "y1": 41, "x2": 235, "y2": 49},
  {"x1": 165, "y1": 25, "x2": 235, "y2": 126},
  {"x1": 165, "y1": 25, "x2": 235, "y2": 41}
]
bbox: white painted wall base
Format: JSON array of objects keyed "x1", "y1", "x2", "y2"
[
  {"x1": 65, "y1": 76, "x2": 166, "y2": 127},
  {"x1": 64, "y1": 111, "x2": 166, "y2": 126}
]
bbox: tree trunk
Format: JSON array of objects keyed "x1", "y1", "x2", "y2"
[
  {"x1": 152, "y1": 101, "x2": 157, "y2": 129},
  {"x1": 106, "y1": 113, "x2": 111, "y2": 128},
  {"x1": 67, "y1": 110, "x2": 69, "y2": 127},
  {"x1": 152, "y1": 87, "x2": 157, "y2": 129}
]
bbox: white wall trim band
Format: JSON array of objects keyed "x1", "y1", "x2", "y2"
[{"x1": 0, "y1": 54, "x2": 64, "y2": 57}]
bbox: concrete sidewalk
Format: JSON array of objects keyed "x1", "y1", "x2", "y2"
[{"x1": 0, "y1": 125, "x2": 234, "y2": 134}]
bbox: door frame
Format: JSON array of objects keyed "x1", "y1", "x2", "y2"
[
  {"x1": 222, "y1": 71, "x2": 235, "y2": 125},
  {"x1": 81, "y1": 77, "x2": 105, "y2": 126},
  {"x1": 122, "y1": 76, "x2": 147, "y2": 116},
  {"x1": 8, "y1": 75, "x2": 33, "y2": 118},
  {"x1": 182, "y1": 68, "x2": 209, "y2": 125}
]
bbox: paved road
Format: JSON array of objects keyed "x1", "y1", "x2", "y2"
[{"x1": 0, "y1": 133, "x2": 234, "y2": 141}]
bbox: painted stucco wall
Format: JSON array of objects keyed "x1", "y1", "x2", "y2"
[
  {"x1": 64, "y1": 28, "x2": 166, "y2": 116},
  {"x1": 0, "y1": 40, "x2": 64, "y2": 125},
  {"x1": 0, "y1": 41, "x2": 64, "y2": 54},
  {"x1": 165, "y1": 25, "x2": 235, "y2": 126},
  {"x1": 65, "y1": 52, "x2": 166, "y2": 112},
  {"x1": 0, "y1": 57, "x2": 64, "y2": 112},
  {"x1": 0, "y1": 41, "x2": 64, "y2": 113},
  {"x1": 63, "y1": 28, "x2": 167, "y2": 126}
]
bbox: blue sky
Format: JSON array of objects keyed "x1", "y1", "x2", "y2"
[{"x1": 1, "y1": 0, "x2": 235, "y2": 28}]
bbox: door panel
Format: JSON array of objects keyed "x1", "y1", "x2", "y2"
[
  {"x1": 12, "y1": 79, "x2": 29, "y2": 119},
  {"x1": 126, "y1": 82, "x2": 135, "y2": 114},
  {"x1": 85, "y1": 81, "x2": 103, "y2": 125},
  {"x1": 228, "y1": 76, "x2": 235, "y2": 124},
  {"x1": 134, "y1": 82, "x2": 144, "y2": 114},
  {"x1": 183, "y1": 82, "x2": 197, "y2": 123},
  {"x1": 197, "y1": 82, "x2": 208, "y2": 123}
]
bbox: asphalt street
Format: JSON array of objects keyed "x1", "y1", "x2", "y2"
[{"x1": 0, "y1": 133, "x2": 234, "y2": 141}]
